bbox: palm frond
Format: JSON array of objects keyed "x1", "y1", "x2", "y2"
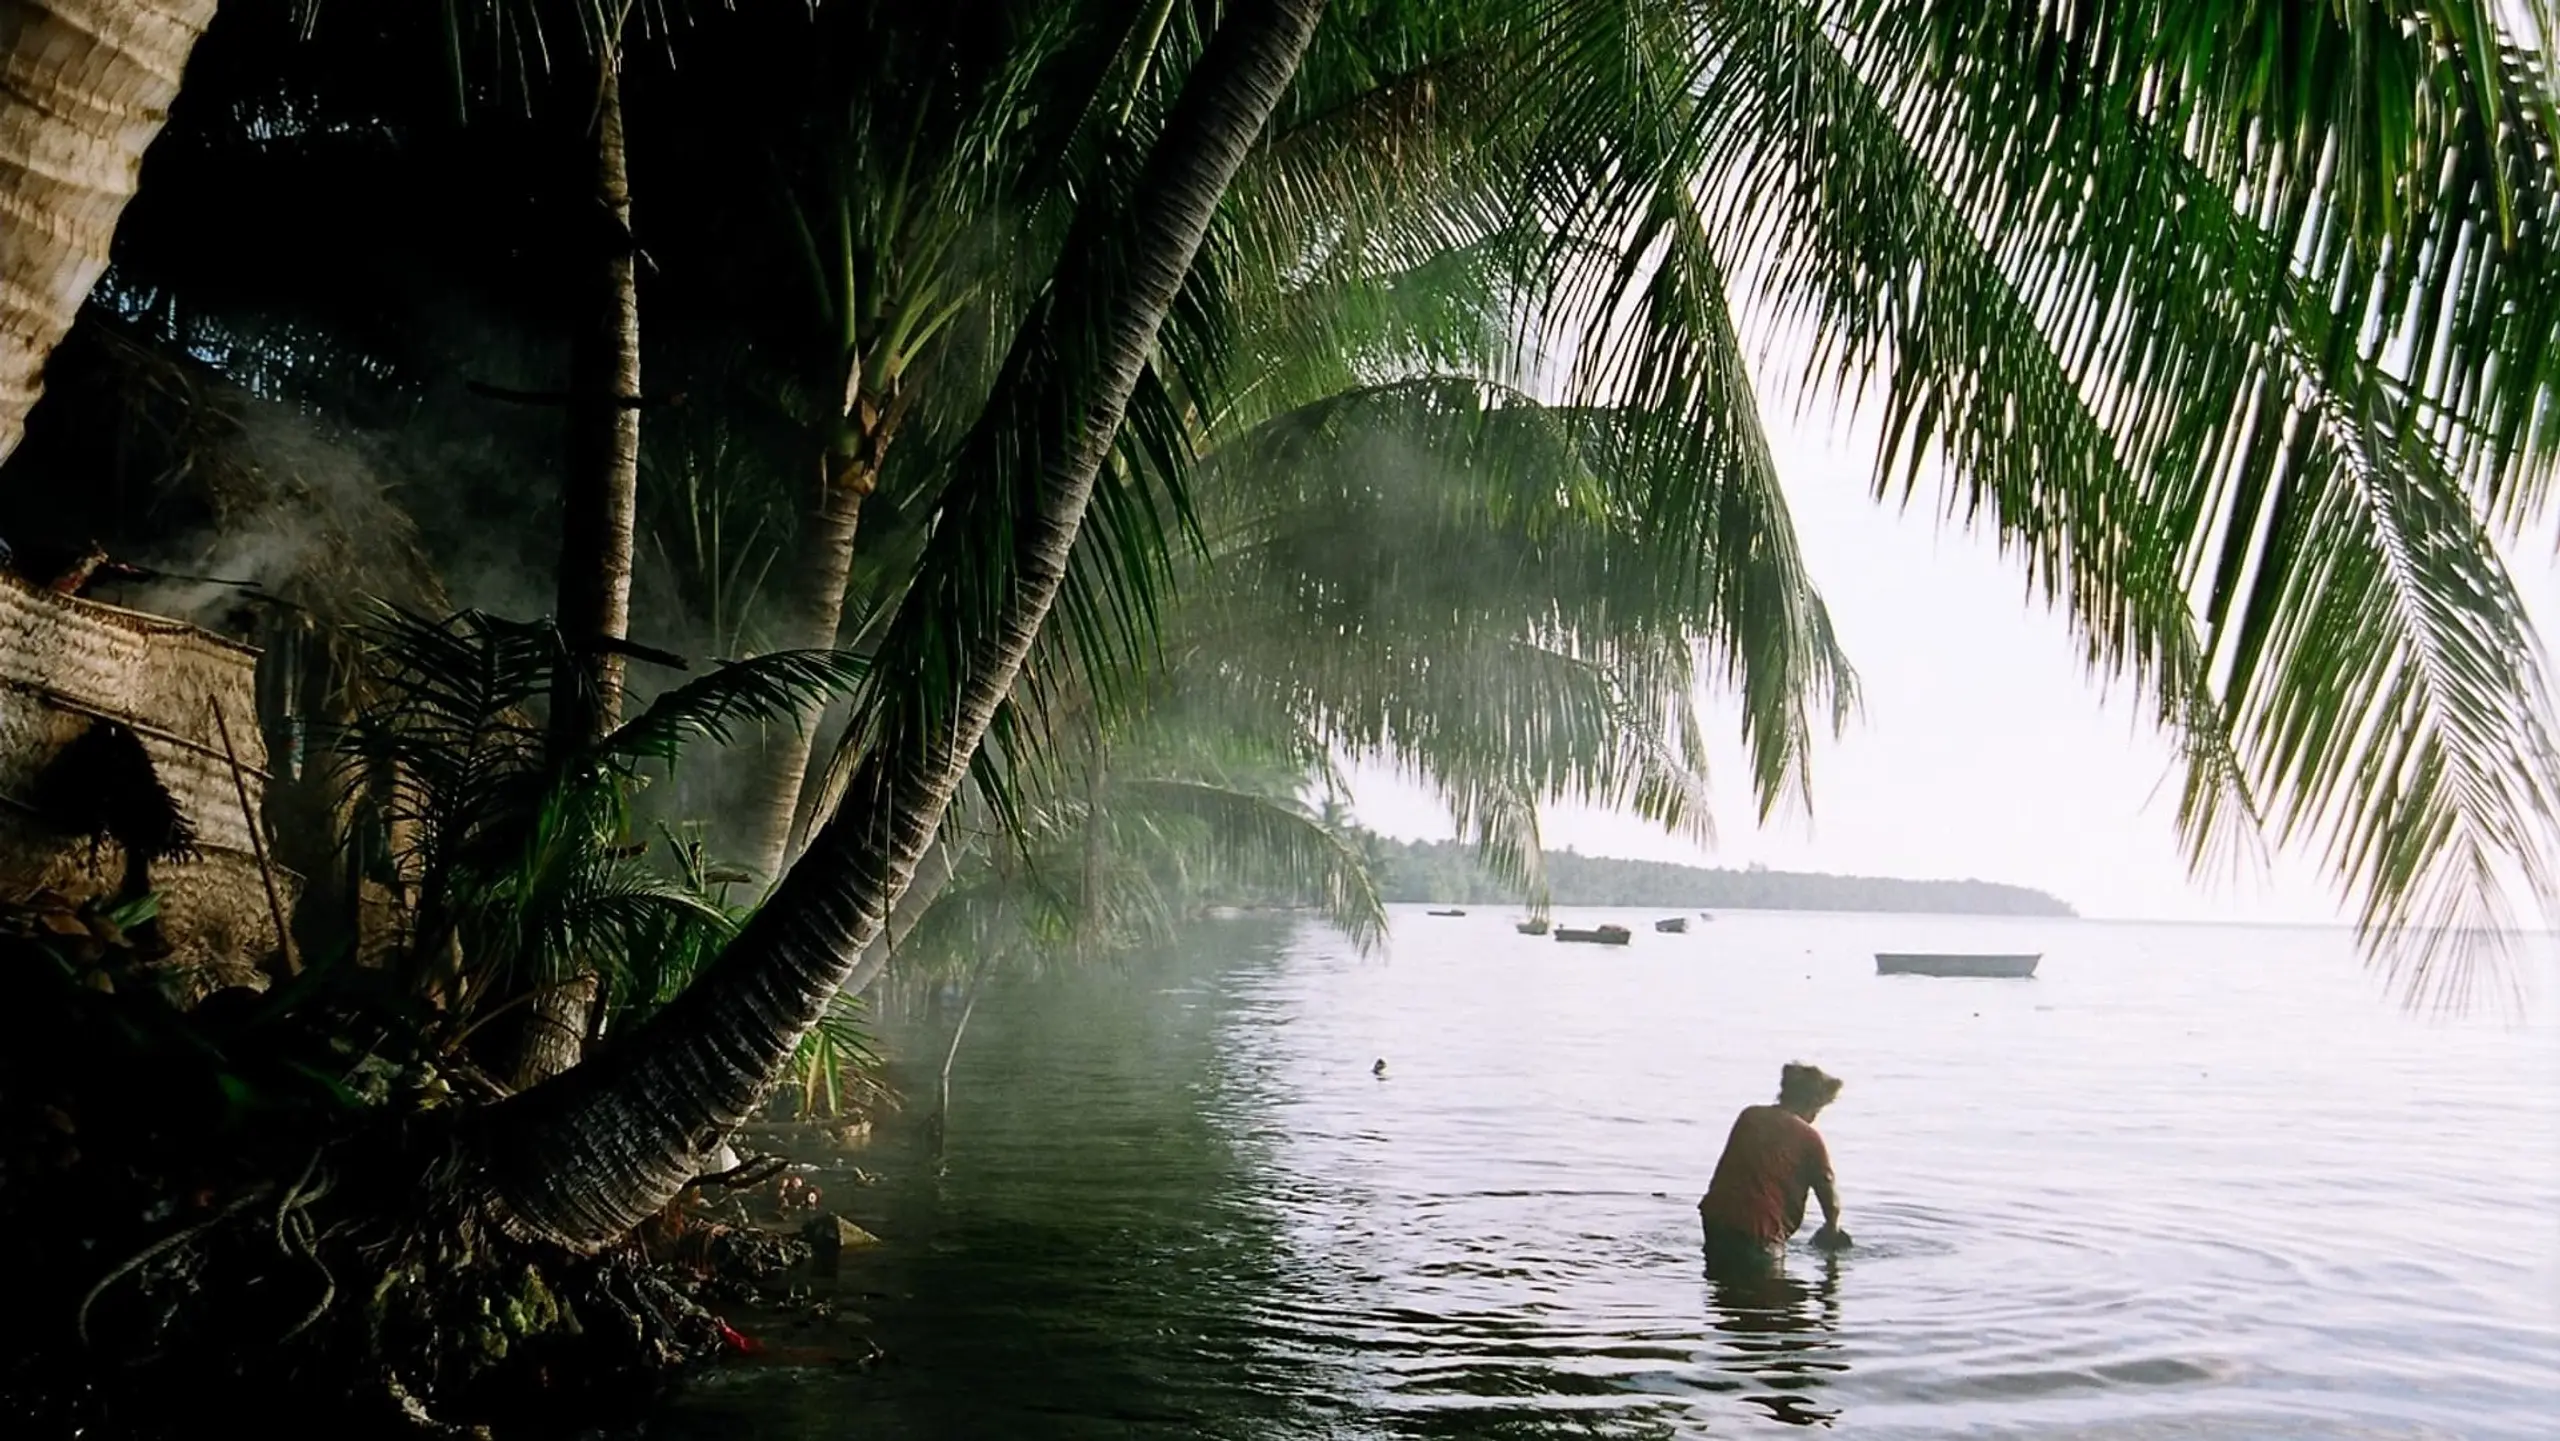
[
  {"x1": 603, "y1": 648, "x2": 871, "y2": 762},
  {"x1": 1663, "y1": 0, "x2": 2560, "y2": 995},
  {"x1": 461, "y1": 863, "x2": 731, "y2": 995},
  {"x1": 1106, "y1": 776, "x2": 1387, "y2": 951},
  {"x1": 1180, "y1": 374, "x2": 1841, "y2": 841},
  {"x1": 791, "y1": 990, "x2": 885, "y2": 1118}
]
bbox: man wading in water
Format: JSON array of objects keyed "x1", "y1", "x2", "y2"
[{"x1": 1698, "y1": 1063, "x2": 1851, "y2": 1274}]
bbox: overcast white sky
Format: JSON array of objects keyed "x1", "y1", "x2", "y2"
[{"x1": 1344, "y1": 391, "x2": 2560, "y2": 926}]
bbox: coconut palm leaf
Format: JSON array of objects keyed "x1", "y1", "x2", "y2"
[
  {"x1": 792, "y1": 990, "x2": 885, "y2": 1119},
  {"x1": 1107, "y1": 777, "x2": 1387, "y2": 950},
  {"x1": 1181, "y1": 375, "x2": 1840, "y2": 836},
  {"x1": 602, "y1": 649, "x2": 872, "y2": 762},
  {"x1": 1227, "y1": 0, "x2": 2545, "y2": 994},
  {"x1": 1643, "y1": 0, "x2": 2560, "y2": 999},
  {"x1": 330, "y1": 601, "x2": 872, "y2": 1048}
]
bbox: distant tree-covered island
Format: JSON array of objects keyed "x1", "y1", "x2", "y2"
[{"x1": 1363, "y1": 836, "x2": 2076, "y2": 917}]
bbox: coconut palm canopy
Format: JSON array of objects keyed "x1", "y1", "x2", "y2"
[{"x1": 0, "y1": 0, "x2": 2553, "y2": 1250}]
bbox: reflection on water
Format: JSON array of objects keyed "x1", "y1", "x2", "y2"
[
  {"x1": 648, "y1": 910, "x2": 2560, "y2": 1441},
  {"x1": 1702, "y1": 1254, "x2": 1845, "y2": 1427}
]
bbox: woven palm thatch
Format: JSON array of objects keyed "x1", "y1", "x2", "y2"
[{"x1": 0, "y1": 571, "x2": 289, "y2": 994}]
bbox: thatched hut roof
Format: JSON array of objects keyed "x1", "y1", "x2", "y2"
[{"x1": 0, "y1": 572, "x2": 288, "y2": 994}]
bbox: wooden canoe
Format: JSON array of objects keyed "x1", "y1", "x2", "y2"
[{"x1": 1875, "y1": 952, "x2": 2039, "y2": 978}]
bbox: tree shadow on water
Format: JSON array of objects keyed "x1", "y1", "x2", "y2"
[{"x1": 1698, "y1": 1251, "x2": 1848, "y2": 1427}]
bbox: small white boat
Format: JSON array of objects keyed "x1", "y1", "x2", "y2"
[{"x1": 1876, "y1": 953, "x2": 2039, "y2": 979}]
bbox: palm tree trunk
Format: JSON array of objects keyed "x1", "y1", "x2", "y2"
[
  {"x1": 738, "y1": 452, "x2": 877, "y2": 884},
  {"x1": 470, "y1": 0, "x2": 1329, "y2": 1251},
  {"x1": 0, "y1": 0, "x2": 220, "y2": 465},
  {"x1": 840, "y1": 828, "x2": 958, "y2": 998},
  {"x1": 551, "y1": 52, "x2": 642, "y2": 741},
  {"x1": 515, "y1": 51, "x2": 641, "y2": 1089}
]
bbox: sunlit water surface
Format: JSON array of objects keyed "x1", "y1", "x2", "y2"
[{"x1": 653, "y1": 909, "x2": 2560, "y2": 1439}]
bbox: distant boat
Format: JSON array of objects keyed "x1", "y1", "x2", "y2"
[
  {"x1": 1556, "y1": 924, "x2": 1632, "y2": 946},
  {"x1": 1515, "y1": 918, "x2": 1550, "y2": 935},
  {"x1": 1698, "y1": 912, "x2": 1716, "y2": 922},
  {"x1": 1653, "y1": 916, "x2": 1689, "y2": 933},
  {"x1": 1876, "y1": 952, "x2": 2039, "y2": 979},
  {"x1": 1427, "y1": 908, "x2": 1467, "y2": 917}
]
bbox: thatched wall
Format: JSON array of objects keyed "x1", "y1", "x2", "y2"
[{"x1": 0, "y1": 572, "x2": 289, "y2": 994}]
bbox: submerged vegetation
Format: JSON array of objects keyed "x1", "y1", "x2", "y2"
[{"x1": 0, "y1": 0, "x2": 2555, "y2": 1433}]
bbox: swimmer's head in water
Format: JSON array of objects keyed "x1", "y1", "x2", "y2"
[{"x1": 1778, "y1": 1062, "x2": 1843, "y2": 1117}]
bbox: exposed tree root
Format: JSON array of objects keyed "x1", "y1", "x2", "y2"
[
  {"x1": 74, "y1": 1180, "x2": 277, "y2": 1346},
  {"x1": 0, "y1": 909, "x2": 832, "y2": 1438},
  {"x1": 4, "y1": 1118, "x2": 812, "y2": 1439}
]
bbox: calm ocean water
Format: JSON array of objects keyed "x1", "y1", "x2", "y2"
[{"x1": 656, "y1": 908, "x2": 2560, "y2": 1439}]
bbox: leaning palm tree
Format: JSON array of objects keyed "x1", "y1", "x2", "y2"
[
  {"x1": 12, "y1": 2, "x2": 2560, "y2": 1256},
  {"x1": 0, "y1": 0, "x2": 221, "y2": 463},
  {"x1": 471, "y1": 0, "x2": 1334, "y2": 1249},
  {"x1": 472, "y1": 0, "x2": 2560, "y2": 1251}
]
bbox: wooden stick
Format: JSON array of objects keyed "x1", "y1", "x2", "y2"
[
  {"x1": 7, "y1": 680, "x2": 269, "y2": 776},
  {"x1": 210, "y1": 699, "x2": 300, "y2": 976}
]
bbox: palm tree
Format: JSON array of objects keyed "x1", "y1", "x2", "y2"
[
  {"x1": 790, "y1": 182, "x2": 1853, "y2": 967},
  {"x1": 470, "y1": 0, "x2": 1334, "y2": 1250},
  {"x1": 714, "y1": 15, "x2": 1059, "y2": 882},
  {"x1": 549, "y1": 14, "x2": 644, "y2": 746},
  {"x1": 7, "y1": 1, "x2": 2555, "y2": 1255},
  {"x1": 466, "y1": 0, "x2": 2560, "y2": 1249},
  {"x1": 680, "y1": 2, "x2": 1283, "y2": 886},
  {"x1": 527, "y1": 5, "x2": 651, "y2": 1085},
  {"x1": 0, "y1": 0, "x2": 221, "y2": 464},
  {"x1": 869, "y1": 353, "x2": 1858, "y2": 980}
]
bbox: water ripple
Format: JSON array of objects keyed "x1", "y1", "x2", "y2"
[{"x1": 648, "y1": 912, "x2": 2560, "y2": 1441}]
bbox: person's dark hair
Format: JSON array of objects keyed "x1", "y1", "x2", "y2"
[{"x1": 1778, "y1": 1062, "x2": 1843, "y2": 1110}]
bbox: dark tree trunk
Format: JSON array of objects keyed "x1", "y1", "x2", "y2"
[
  {"x1": 470, "y1": 0, "x2": 1330, "y2": 1251},
  {"x1": 551, "y1": 54, "x2": 642, "y2": 742},
  {"x1": 515, "y1": 52, "x2": 642, "y2": 1089}
]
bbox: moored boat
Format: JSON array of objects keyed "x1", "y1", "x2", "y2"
[
  {"x1": 1555, "y1": 924, "x2": 1632, "y2": 946},
  {"x1": 1653, "y1": 916, "x2": 1689, "y2": 933},
  {"x1": 1515, "y1": 918, "x2": 1550, "y2": 935},
  {"x1": 1875, "y1": 952, "x2": 2039, "y2": 978},
  {"x1": 1427, "y1": 908, "x2": 1467, "y2": 917}
]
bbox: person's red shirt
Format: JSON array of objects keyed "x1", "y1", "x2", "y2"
[{"x1": 1698, "y1": 1104, "x2": 1831, "y2": 1244}]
